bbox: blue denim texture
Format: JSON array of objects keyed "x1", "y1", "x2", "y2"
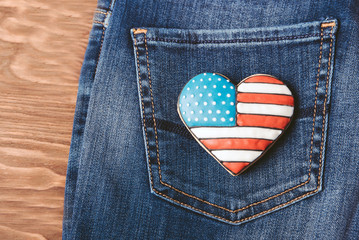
[{"x1": 63, "y1": 0, "x2": 359, "y2": 239}]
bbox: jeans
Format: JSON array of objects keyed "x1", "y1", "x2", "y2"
[{"x1": 62, "y1": 0, "x2": 359, "y2": 239}]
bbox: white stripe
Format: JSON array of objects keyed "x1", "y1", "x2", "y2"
[
  {"x1": 211, "y1": 150, "x2": 262, "y2": 162},
  {"x1": 237, "y1": 103, "x2": 294, "y2": 117},
  {"x1": 237, "y1": 83, "x2": 292, "y2": 95},
  {"x1": 191, "y1": 127, "x2": 282, "y2": 140}
]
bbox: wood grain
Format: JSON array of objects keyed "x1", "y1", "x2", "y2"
[{"x1": 0, "y1": 0, "x2": 97, "y2": 239}]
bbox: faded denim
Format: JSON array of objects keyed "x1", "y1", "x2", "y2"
[{"x1": 63, "y1": 0, "x2": 359, "y2": 239}]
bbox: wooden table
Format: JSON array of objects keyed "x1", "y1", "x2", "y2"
[{"x1": 0, "y1": 0, "x2": 97, "y2": 239}]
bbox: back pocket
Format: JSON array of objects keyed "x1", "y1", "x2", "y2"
[{"x1": 131, "y1": 19, "x2": 337, "y2": 225}]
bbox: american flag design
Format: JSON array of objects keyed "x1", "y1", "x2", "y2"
[{"x1": 178, "y1": 73, "x2": 294, "y2": 175}]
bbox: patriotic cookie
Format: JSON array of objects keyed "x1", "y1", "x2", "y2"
[{"x1": 177, "y1": 73, "x2": 294, "y2": 175}]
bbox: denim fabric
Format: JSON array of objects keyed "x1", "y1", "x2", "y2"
[{"x1": 63, "y1": 0, "x2": 359, "y2": 239}]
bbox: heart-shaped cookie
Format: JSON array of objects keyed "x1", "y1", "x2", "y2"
[{"x1": 177, "y1": 73, "x2": 294, "y2": 175}]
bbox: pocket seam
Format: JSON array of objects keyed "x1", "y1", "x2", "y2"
[
  {"x1": 146, "y1": 33, "x2": 328, "y2": 44},
  {"x1": 133, "y1": 21, "x2": 335, "y2": 223}
]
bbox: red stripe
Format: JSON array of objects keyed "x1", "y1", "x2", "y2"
[
  {"x1": 236, "y1": 114, "x2": 291, "y2": 129},
  {"x1": 237, "y1": 93, "x2": 294, "y2": 106},
  {"x1": 201, "y1": 139, "x2": 272, "y2": 151},
  {"x1": 222, "y1": 162, "x2": 250, "y2": 174},
  {"x1": 244, "y1": 75, "x2": 283, "y2": 84}
]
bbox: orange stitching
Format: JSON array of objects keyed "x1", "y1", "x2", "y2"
[
  {"x1": 133, "y1": 35, "x2": 155, "y2": 186},
  {"x1": 143, "y1": 37, "x2": 162, "y2": 181},
  {"x1": 133, "y1": 22, "x2": 335, "y2": 221},
  {"x1": 94, "y1": 0, "x2": 117, "y2": 74},
  {"x1": 308, "y1": 27, "x2": 325, "y2": 181},
  {"x1": 93, "y1": 1, "x2": 115, "y2": 85},
  {"x1": 95, "y1": 10, "x2": 108, "y2": 15},
  {"x1": 94, "y1": 23, "x2": 106, "y2": 66},
  {"x1": 321, "y1": 22, "x2": 336, "y2": 28},
  {"x1": 152, "y1": 181, "x2": 321, "y2": 223},
  {"x1": 133, "y1": 28, "x2": 148, "y2": 34},
  {"x1": 318, "y1": 26, "x2": 334, "y2": 185},
  {"x1": 93, "y1": 20, "x2": 104, "y2": 25}
]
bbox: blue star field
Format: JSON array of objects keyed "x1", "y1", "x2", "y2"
[{"x1": 178, "y1": 73, "x2": 237, "y2": 127}]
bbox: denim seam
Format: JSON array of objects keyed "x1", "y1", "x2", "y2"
[
  {"x1": 133, "y1": 22, "x2": 335, "y2": 223},
  {"x1": 144, "y1": 36, "x2": 163, "y2": 183},
  {"x1": 319, "y1": 24, "x2": 335, "y2": 186},
  {"x1": 307, "y1": 27, "x2": 325, "y2": 185},
  {"x1": 93, "y1": 0, "x2": 117, "y2": 74},
  {"x1": 133, "y1": 31, "x2": 155, "y2": 190},
  {"x1": 64, "y1": 2, "x2": 115, "y2": 238},
  {"x1": 146, "y1": 33, "x2": 331, "y2": 44}
]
